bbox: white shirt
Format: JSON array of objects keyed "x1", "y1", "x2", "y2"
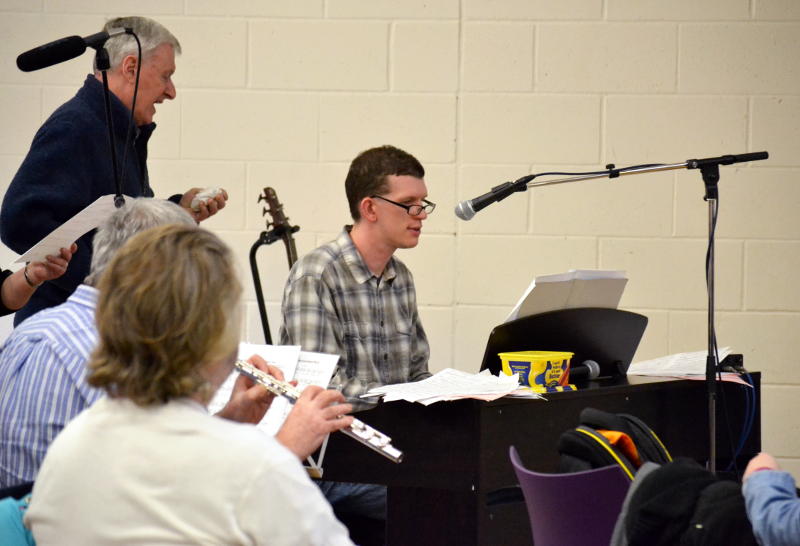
[{"x1": 26, "y1": 397, "x2": 353, "y2": 545}]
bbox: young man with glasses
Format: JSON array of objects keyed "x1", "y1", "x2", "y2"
[
  {"x1": 280, "y1": 144, "x2": 434, "y2": 407},
  {"x1": 279, "y1": 145, "x2": 434, "y2": 532}
]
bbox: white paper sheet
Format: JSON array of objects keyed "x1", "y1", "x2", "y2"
[
  {"x1": 364, "y1": 368, "x2": 521, "y2": 405},
  {"x1": 294, "y1": 350, "x2": 339, "y2": 388},
  {"x1": 628, "y1": 348, "x2": 732, "y2": 376},
  {"x1": 263, "y1": 350, "x2": 341, "y2": 435},
  {"x1": 208, "y1": 344, "x2": 340, "y2": 436},
  {"x1": 15, "y1": 194, "x2": 125, "y2": 263},
  {"x1": 628, "y1": 348, "x2": 753, "y2": 386},
  {"x1": 506, "y1": 269, "x2": 627, "y2": 322},
  {"x1": 207, "y1": 343, "x2": 301, "y2": 435}
]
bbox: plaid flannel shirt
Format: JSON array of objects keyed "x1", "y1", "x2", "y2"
[{"x1": 279, "y1": 228, "x2": 430, "y2": 409}]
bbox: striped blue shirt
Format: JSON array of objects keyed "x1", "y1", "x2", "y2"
[{"x1": 0, "y1": 285, "x2": 101, "y2": 488}]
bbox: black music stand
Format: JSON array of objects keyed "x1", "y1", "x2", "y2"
[{"x1": 479, "y1": 307, "x2": 648, "y2": 379}]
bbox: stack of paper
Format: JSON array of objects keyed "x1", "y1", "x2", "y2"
[
  {"x1": 506, "y1": 269, "x2": 627, "y2": 322},
  {"x1": 362, "y1": 368, "x2": 523, "y2": 406},
  {"x1": 628, "y1": 348, "x2": 749, "y2": 386},
  {"x1": 628, "y1": 348, "x2": 730, "y2": 376}
]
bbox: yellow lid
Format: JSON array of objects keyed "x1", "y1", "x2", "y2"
[{"x1": 498, "y1": 350, "x2": 573, "y2": 361}]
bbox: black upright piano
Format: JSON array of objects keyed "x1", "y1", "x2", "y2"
[
  {"x1": 320, "y1": 309, "x2": 761, "y2": 544},
  {"x1": 320, "y1": 376, "x2": 760, "y2": 545}
]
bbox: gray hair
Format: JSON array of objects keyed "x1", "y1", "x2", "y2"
[
  {"x1": 100, "y1": 16, "x2": 181, "y2": 70},
  {"x1": 85, "y1": 198, "x2": 195, "y2": 286}
]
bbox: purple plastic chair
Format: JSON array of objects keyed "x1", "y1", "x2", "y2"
[{"x1": 509, "y1": 445, "x2": 630, "y2": 546}]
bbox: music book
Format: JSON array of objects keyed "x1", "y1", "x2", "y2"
[{"x1": 505, "y1": 269, "x2": 628, "y2": 322}]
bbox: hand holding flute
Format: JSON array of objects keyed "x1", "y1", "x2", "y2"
[
  {"x1": 218, "y1": 356, "x2": 353, "y2": 460},
  {"x1": 235, "y1": 359, "x2": 404, "y2": 463},
  {"x1": 215, "y1": 356, "x2": 287, "y2": 425},
  {"x1": 277, "y1": 384, "x2": 354, "y2": 460}
]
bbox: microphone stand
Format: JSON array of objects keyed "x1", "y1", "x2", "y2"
[
  {"x1": 93, "y1": 46, "x2": 125, "y2": 209},
  {"x1": 491, "y1": 151, "x2": 768, "y2": 473}
]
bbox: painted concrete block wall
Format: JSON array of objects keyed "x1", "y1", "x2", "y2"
[{"x1": 1, "y1": 1, "x2": 797, "y2": 476}]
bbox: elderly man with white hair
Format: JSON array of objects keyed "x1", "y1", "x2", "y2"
[{"x1": 0, "y1": 16, "x2": 227, "y2": 325}]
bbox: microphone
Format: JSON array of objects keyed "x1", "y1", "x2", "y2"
[
  {"x1": 17, "y1": 28, "x2": 128, "y2": 72},
  {"x1": 687, "y1": 151, "x2": 769, "y2": 169},
  {"x1": 568, "y1": 360, "x2": 601, "y2": 384},
  {"x1": 455, "y1": 180, "x2": 526, "y2": 221}
]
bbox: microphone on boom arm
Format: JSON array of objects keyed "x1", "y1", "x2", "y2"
[
  {"x1": 17, "y1": 28, "x2": 130, "y2": 72},
  {"x1": 455, "y1": 176, "x2": 533, "y2": 221}
]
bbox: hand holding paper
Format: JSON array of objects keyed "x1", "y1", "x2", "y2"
[{"x1": 15, "y1": 194, "x2": 123, "y2": 264}]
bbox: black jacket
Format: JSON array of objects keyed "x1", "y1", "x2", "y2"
[{"x1": 1, "y1": 75, "x2": 158, "y2": 324}]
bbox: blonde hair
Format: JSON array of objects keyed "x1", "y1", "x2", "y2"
[{"x1": 87, "y1": 224, "x2": 241, "y2": 405}]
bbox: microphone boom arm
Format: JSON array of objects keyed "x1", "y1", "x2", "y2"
[
  {"x1": 526, "y1": 161, "x2": 686, "y2": 189},
  {"x1": 455, "y1": 151, "x2": 768, "y2": 220},
  {"x1": 525, "y1": 151, "x2": 768, "y2": 191}
]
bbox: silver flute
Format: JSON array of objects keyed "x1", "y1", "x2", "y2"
[{"x1": 234, "y1": 360, "x2": 403, "y2": 463}]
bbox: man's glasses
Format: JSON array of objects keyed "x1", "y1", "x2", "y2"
[{"x1": 371, "y1": 195, "x2": 436, "y2": 216}]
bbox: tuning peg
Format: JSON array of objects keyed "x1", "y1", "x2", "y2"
[
  {"x1": 262, "y1": 207, "x2": 268, "y2": 217},
  {"x1": 257, "y1": 193, "x2": 266, "y2": 203}
]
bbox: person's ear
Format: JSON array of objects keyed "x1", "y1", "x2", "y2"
[
  {"x1": 360, "y1": 197, "x2": 379, "y2": 222},
  {"x1": 120, "y1": 54, "x2": 139, "y2": 83}
]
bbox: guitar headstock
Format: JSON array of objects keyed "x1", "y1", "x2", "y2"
[{"x1": 258, "y1": 187, "x2": 290, "y2": 230}]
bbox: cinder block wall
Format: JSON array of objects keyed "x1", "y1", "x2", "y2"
[{"x1": 1, "y1": 1, "x2": 798, "y2": 476}]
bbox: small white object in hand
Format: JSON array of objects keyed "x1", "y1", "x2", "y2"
[{"x1": 191, "y1": 187, "x2": 223, "y2": 211}]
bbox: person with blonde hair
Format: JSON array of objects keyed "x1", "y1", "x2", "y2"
[{"x1": 24, "y1": 224, "x2": 354, "y2": 545}]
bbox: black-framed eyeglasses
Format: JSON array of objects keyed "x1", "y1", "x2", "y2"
[{"x1": 370, "y1": 195, "x2": 436, "y2": 216}]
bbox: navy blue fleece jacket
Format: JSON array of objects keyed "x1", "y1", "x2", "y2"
[{"x1": 1, "y1": 75, "x2": 178, "y2": 325}]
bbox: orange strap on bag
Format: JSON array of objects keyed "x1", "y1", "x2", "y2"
[{"x1": 598, "y1": 429, "x2": 643, "y2": 468}]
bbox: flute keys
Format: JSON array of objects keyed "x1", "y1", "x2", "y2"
[
  {"x1": 234, "y1": 360, "x2": 403, "y2": 463},
  {"x1": 351, "y1": 421, "x2": 366, "y2": 433},
  {"x1": 369, "y1": 436, "x2": 390, "y2": 448}
]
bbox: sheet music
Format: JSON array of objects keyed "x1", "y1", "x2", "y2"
[
  {"x1": 294, "y1": 350, "x2": 339, "y2": 388},
  {"x1": 15, "y1": 194, "x2": 125, "y2": 263},
  {"x1": 263, "y1": 350, "x2": 340, "y2": 435},
  {"x1": 628, "y1": 348, "x2": 751, "y2": 386},
  {"x1": 364, "y1": 368, "x2": 520, "y2": 406},
  {"x1": 238, "y1": 342, "x2": 302, "y2": 379},
  {"x1": 628, "y1": 348, "x2": 731, "y2": 376},
  {"x1": 208, "y1": 344, "x2": 340, "y2": 436},
  {"x1": 208, "y1": 343, "x2": 301, "y2": 435},
  {"x1": 506, "y1": 269, "x2": 627, "y2": 322}
]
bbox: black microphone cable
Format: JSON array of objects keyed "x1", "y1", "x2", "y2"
[
  {"x1": 704, "y1": 191, "x2": 736, "y2": 474},
  {"x1": 116, "y1": 30, "x2": 142, "y2": 196},
  {"x1": 703, "y1": 193, "x2": 753, "y2": 477},
  {"x1": 530, "y1": 163, "x2": 668, "y2": 180}
]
